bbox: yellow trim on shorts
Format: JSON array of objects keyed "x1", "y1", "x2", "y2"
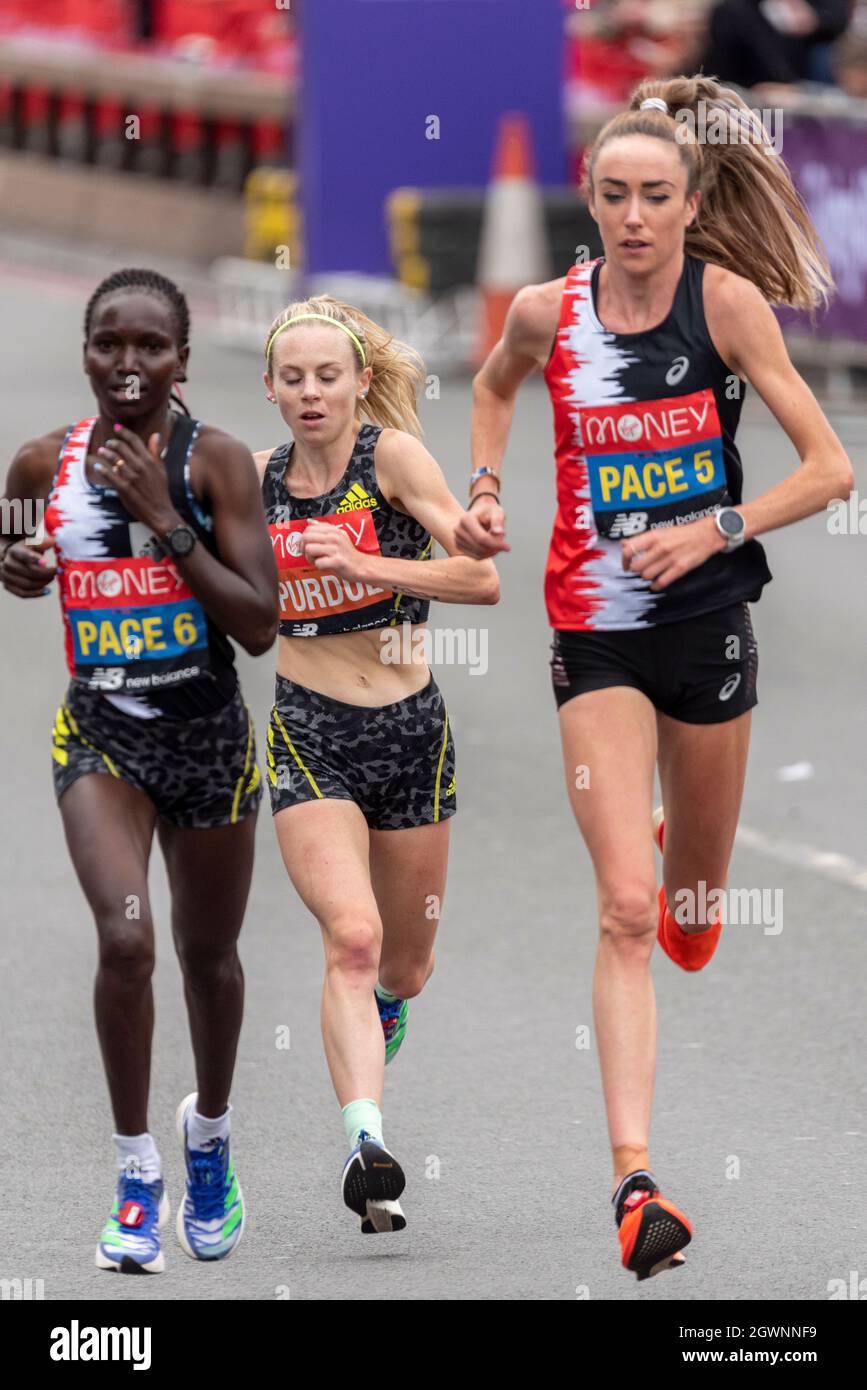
[
  {"x1": 389, "y1": 534, "x2": 434, "y2": 626},
  {"x1": 271, "y1": 707, "x2": 324, "y2": 799},
  {"x1": 230, "y1": 706, "x2": 255, "y2": 824},
  {"x1": 433, "y1": 707, "x2": 449, "y2": 823},
  {"x1": 266, "y1": 723, "x2": 278, "y2": 785},
  {"x1": 52, "y1": 703, "x2": 120, "y2": 777}
]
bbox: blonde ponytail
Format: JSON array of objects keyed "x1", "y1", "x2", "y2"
[
  {"x1": 582, "y1": 73, "x2": 833, "y2": 313},
  {"x1": 264, "y1": 295, "x2": 426, "y2": 437}
]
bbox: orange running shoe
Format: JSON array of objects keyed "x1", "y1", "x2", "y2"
[
  {"x1": 653, "y1": 808, "x2": 724, "y2": 971},
  {"x1": 657, "y1": 884, "x2": 724, "y2": 971},
  {"x1": 613, "y1": 1169, "x2": 692, "y2": 1281}
]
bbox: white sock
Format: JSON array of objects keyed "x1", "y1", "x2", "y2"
[
  {"x1": 113, "y1": 1132, "x2": 161, "y2": 1183},
  {"x1": 187, "y1": 1101, "x2": 232, "y2": 1151}
]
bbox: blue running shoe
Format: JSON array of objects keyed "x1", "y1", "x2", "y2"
[
  {"x1": 341, "y1": 1131, "x2": 407, "y2": 1233},
  {"x1": 376, "y1": 990, "x2": 408, "y2": 1064},
  {"x1": 95, "y1": 1157, "x2": 170, "y2": 1274},
  {"x1": 175, "y1": 1092, "x2": 245, "y2": 1261}
]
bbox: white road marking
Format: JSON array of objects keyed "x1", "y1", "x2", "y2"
[{"x1": 735, "y1": 823, "x2": 867, "y2": 893}]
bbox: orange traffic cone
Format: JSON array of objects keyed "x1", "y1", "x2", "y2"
[{"x1": 476, "y1": 112, "x2": 551, "y2": 365}]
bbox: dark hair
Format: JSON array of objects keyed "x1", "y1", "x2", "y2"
[{"x1": 84, "y1": 268, "x2": 192, "y2": 414}]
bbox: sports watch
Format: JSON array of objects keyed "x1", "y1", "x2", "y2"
[
  {"x1": 161, "y1": 523, "x2": 197, "y2": 559},
  {"x1": 714, "y1": 507, "x2": 746, "y2": 552}
]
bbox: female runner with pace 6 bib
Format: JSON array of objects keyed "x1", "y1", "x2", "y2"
[
  {"x1": 455, "y1": 76, "x2": 854, "y2": 1279},
  {"x1": 255, "y1": 296, "x2": 499, "y2": 1234},
  {"x1": 1, "y1": 269, "x2": 278, "y2": 1273}
]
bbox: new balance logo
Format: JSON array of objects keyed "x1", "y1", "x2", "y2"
[
  {"x1": 336, "y1": 482, "x2": 378, "y2": 512},
  {"x1": 608, "y1": 512, "x2": 648, "y2": 539}
]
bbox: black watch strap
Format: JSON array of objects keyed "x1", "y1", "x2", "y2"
[{"x1": 467, "y1": 492, "x2": 500, "y2": 511}]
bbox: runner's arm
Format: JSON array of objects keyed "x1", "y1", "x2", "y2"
[
  {"x1": 358, "y1": 430, "x2": 500, "y2": 605},
  {"x1": 166, "y1": 434, "x2": 279, "y2": 655},
  {"x1": 1, "y1": 438, "x2": 61, "y2": 598},
  {"x1": 707, "y1": 273, "x2": 855, "y2": 540},
  {"x1": 456, "y1": 281, "x2": 561, "y2": 558}
]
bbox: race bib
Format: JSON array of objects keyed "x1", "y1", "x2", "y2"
[
  {"x1": 270, "y1": 512, "x2": 392, "y2": 623},
  {"x1": 577, "y1": 389, "x2": 729, "y2": 539},
  {"x1": 60, "y1": 555, "x2": 210, "y2": 693}
]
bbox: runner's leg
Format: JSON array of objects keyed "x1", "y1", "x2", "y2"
[
  {"x1": 371, "y1": 820, "x2": 450, "y2": 998},
  {"x1": 557, "y1": 687, "x2": 659, "y2": 1193},
  {"x1": 273, "y1": 799, "x2": 385, "y2": 1105},
  {"x1": 58, "y1": 774, "x2": 158, "y2": 1135},
  {"x1": 158, "y1": 811, "x2": 258, "y2": 1117},
  {"x1": 656, "y1": 710, "x2": 752, "y2": 932}
]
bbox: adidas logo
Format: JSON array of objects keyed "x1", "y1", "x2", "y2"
[
  {"x1": 336, "y1": 482, "x2": 378, "y2": 512},
  {"x1": 444, "y1": 776, "x2": 456, "y2": 796}
]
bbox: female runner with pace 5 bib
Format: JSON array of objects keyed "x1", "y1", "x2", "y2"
[
  {"x1": 255, "y1": 296, "x2": 499, "y2": 1235},
  {"x1": 1, "y1": 269, "x2": 278, "y2": 1273},
  {"x1": 455, "y1": 76, "x2": 854, "y2": 1280}
]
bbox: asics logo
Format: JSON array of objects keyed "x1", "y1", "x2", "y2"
[
  {"x1": 666, "y1": 356, "x2": 690, "y2": 386},
  {"x1": 718, "y1": 674, "x2": 742, "y2": 701}
]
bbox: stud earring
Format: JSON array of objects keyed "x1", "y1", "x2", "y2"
[{"x1": 267, "y1": 395, "x2": 276, "y2": 403}]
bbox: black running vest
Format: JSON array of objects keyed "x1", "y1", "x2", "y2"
[
  {"x1": 45, "y1": 411, "x2": 238, "y2": 719},
  {"x1": 543, "y1": 254, "x2": 773, "y2": 630},
  {"x1": 262, "y1": 422, "x2": 433, "y2": 637}
]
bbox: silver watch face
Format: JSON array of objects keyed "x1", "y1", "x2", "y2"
[{"x1": 718, "y1": 509, "x2": 744, "y2": 537}]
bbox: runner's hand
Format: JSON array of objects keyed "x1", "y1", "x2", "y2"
[
  {"x1": 301, "y1": 520, "x2": 370, "y2": 581},
  {"x1": 0, "y1": 536, "x2": 57, "y2": 598},
  {"x1": 92, "y1": 427, "x2": 180, "y2": 535},
  {"x1": 620, "y1": 516, "x2": 726, "y2": 591},
  {"x1": 454, "y1": 494, "x2": 510, "y2": 559}
]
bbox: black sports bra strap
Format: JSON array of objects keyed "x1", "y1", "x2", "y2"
[{"x1": 163, "y1": 412, "x2": 197, "y2": 515}]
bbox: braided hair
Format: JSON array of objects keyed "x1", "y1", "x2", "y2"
[{"x1": 84, "y1": 268, "x2": 192, "y2": 415}]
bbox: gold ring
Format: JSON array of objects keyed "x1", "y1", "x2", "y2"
[{"x1": 113, "y1": 459, "x2": 125, "y2": 472}]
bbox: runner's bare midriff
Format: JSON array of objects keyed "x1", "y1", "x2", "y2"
[{"x1": 276, "y1": 622, "x2": 431, "y2": 705}]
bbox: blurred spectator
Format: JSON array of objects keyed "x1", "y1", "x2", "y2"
[
  {"x1": 568, "y1": 1, "x2": 713, "y2": 104},
  {"x1": 832, "y1": 27, "x2": 867, "y2": 92},
  {"x1": 702, "y1": 1, "x2": 853, "y2": 88}
]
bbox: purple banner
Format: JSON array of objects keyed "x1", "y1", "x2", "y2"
[
  {"x1": 297, "y1": 0, "x2": 566, "y2": 276},
  {"x1": 778, "y1": 117, "x2": 867, "y2": 341}
]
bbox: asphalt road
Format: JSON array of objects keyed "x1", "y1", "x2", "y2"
[{"x1": 1, "y1": 260, "x2": 865, "y2": 1302}]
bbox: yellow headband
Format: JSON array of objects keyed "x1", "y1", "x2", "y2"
[{"x1": 265, "y1": 313, "x2": 366, "y2": 367}]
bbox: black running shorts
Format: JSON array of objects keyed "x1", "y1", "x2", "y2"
[
  {"x1": 51, "y1": 682, "x2": 262, "y2": 827},
  {"x1": 550, "y1": 600, "x2": 758, "y2": 723},
  {"x1": 266, "y1": 672, "x2": 456, "y2": 829}
]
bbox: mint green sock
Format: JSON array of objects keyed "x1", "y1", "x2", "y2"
[
  {"x1": 342, "y1": 1098, "x2": 384, "y2": 1151},
  {"x1": 374, "y1": 982, "x2": 399, "y2": 1003}
]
